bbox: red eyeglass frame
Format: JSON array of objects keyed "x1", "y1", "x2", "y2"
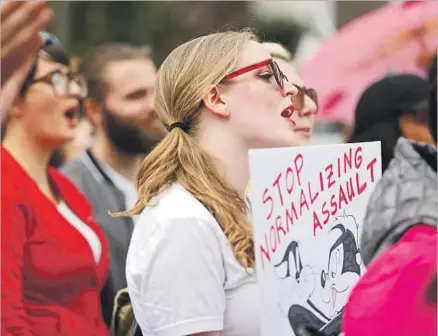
[
  {"x1": 225, "y1": 58, "x2": 288, "y2": 90},
  {"x1": 225, "y1": 58, "x2": 319, "y2": 114}
]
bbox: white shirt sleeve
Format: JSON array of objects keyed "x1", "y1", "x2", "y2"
[{"x1": 134, "y1": 216, "x2": 226, "y2": 336}]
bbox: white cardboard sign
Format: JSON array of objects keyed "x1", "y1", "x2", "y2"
[{"x1": 248, "y1": 142, "x2": 382, "y2": 335}]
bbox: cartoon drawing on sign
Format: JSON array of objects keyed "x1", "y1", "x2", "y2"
[
  {"x1": 274, "y1": 241, "x2": 330, "y2": 334},
  {"x1": 320, "y1": 213, "x2": 362, "y2": 319}
]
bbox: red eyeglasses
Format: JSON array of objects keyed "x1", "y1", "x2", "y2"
[
  {"x1": 226, "y1": 59, "x2": 288, "y2": 90},
  {"x1": 225, "y1": 59, "x2": 318, "y2": 114}
]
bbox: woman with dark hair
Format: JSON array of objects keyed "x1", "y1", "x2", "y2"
[
  {"x1": 342, "y1": 59, "x2": 437, "y2": 336},
  {"x1": 1, "y1": 32, "x2": 110, "y2": 336},
  {"x1": 348, "y1": 74, "x2": 433, "y2": 172}
]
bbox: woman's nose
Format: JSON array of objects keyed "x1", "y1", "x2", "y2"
[{"x1": 281, "y1": 82, "x2": 298, "y2": 98}]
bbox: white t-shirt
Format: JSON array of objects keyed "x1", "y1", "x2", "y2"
[
  {"x1": 126, "y1": 184, "x2": 260, "y2": 336},
  {"x1": 57, "y1": 201, "x2": 102, "y2": 263}
]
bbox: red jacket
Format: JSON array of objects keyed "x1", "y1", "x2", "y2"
[{"x1": 1, "y1": 147, "x2": 110, "y2": 336}]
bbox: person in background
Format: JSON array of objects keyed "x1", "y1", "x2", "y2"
[
  {"x1": 356, "y1": 71, "x2": 436, "y2": 266},
  {"x1": 115, "y1": 30, "x2": 300, "y2": 336},
  {"x1": 1, "y1": 32, "x2": 109, "y2": 336},
  {"x1": 342, "y1": 56, "x2": 437, "y2": 336},
  {"x1": 61, "y1": 43, "x2": 165, "y2": 326},
  {"x1": 262, "y1": 42, "x2": 318, "y2": 146},
  {"x1": 348, "y1": 74, "x2": 433, "y2": 172},
  {"x1": 0, "y1": 1, "x2": 53, "y2": 119}
]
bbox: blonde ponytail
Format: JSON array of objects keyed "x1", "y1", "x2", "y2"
[{"x1": 114, "y1": 30, "x2": 256, "y2": 269}]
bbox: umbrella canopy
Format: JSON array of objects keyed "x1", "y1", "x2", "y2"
[{"x1": 299, "y1": 0, "x2": 437, "y2": 124}]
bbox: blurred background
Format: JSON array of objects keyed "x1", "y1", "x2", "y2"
[
  {"x1": 47, "y1": 0, "x2": 390, "y2": 145},
  {"x1": 2, "y1": 3, "x2": 436, "y2": 334}
]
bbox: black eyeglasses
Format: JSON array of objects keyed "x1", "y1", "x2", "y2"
[{"x1": 31, "y1": 69, "x2": 88, "y2": 99}]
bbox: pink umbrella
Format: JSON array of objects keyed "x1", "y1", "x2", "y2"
[{"x1": 299, "y1": 0, "x2": 437, "y2": 125}]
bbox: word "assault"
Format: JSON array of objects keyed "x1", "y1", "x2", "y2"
[{"x1": 258, "y1": 146, "x2": 378, "y2": 270}]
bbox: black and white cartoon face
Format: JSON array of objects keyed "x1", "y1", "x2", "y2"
[
  {"x1": 274, "y1": 240, "x2": 315, "y2": 315},
  {"x1": 274, "y1": 240, "x2": 332, "y2": 334},
  {"x1": 320, "y1": 214, "x2": 362, "y2": 318}
]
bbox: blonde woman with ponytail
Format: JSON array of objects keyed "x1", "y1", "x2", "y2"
[{"x1": 117, "y1": 30, "x2": 300, "y2": 336}]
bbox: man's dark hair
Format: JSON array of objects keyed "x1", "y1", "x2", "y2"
[{"x1": 78, "y1": 44, "x2": 152, "y2": 103}]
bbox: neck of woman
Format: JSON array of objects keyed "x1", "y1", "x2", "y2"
[{"x1": 198, "y1": 126, "x2": 250, "y2": 199}]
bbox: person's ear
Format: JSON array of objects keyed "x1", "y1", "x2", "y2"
[
  {"x1": 202, "y1": 85, "x2": 230, "y2": 119},
  {"x1": 83, "y1": 98, "x2": 104, "y2": 127}
]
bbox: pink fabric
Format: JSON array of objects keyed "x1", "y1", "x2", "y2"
[
  {"x1": 299, "y1": 0, "x2": 437, "y2": 124},
  {"x1": 342, "y1": 225, "x2": 437, "y2": 336}
]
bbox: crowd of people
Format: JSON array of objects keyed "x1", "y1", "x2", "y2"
[{"x1": 1, "y1": 2, "x2": 436, "y2": 336}]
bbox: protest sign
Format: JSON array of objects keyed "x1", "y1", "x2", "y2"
[{"x1": 248, "y1": 142, "x2": 381, "y2": 336}]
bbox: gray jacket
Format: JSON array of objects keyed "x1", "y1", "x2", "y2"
[
  {"x1": 61, "y1": 150, "x2": 134, "y2": 326},
  {"x1": 360, "y1": 137, "x2": 437, "y2": 265}
]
